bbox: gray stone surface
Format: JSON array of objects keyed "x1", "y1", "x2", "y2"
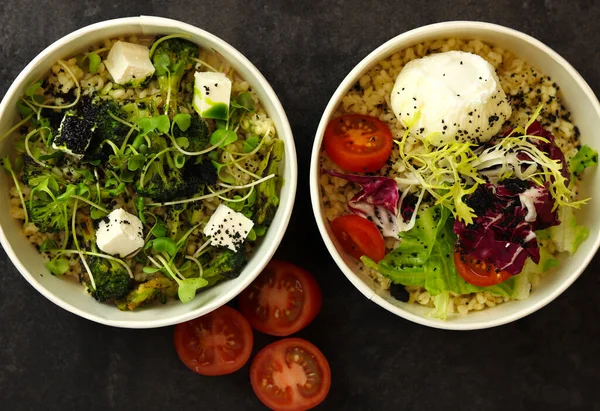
[{"x1": 0, "y1": 0, "x2": 599, "y2": 410}]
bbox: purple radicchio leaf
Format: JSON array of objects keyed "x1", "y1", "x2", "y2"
[
  {"x1": 323, "y1": 169, "x2": 400, "y2": 237},
  {"x1": 453, "y1": 179, "x2": 559, "y2": 275}
]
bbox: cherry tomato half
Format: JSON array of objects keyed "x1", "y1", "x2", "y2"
[
  {"x1": 324, "y1": 114, "x2": 393, "y2": 173},
  {"x1": 250, "y1": 338, "x2": 331, "y2": 411},
  {"x1": 238, "y1": 260, "x2": 322, "y2": 337},
  {"x1": 331, "y1": 214, "x2": 385, "y2": 262},
  {"x1": 454, "y1": 250, "x2": 512, "y2": 287},
  {"x1": 174, "y1": 305, "x2": 253, "y2": 376}
]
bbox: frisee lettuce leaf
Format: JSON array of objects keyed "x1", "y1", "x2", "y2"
[{"x1": 395, "y1": 107, "x2": 589, "y2": 223}]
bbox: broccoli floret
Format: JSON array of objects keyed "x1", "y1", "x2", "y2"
[
  {"x1": 254, "y1": 140, "x2": 284, "y2": 226},
  {"x1": 21, "y1": 155, "x2": 45, "y2": 186},
  {"x1": 21, "y1": 155, "x2": 70, "y2": 188},
  {"x1": 135, "y1": 149, "x2": 187, "y2": 202},
  {"x1": 180, "y1": 158, "x2": 217, "y2": 197},
  {"x1": 78, "y1": 96, "x2": 131, "y2": 162},
  {"x1": 115, "y1": 274, "x2": 177, "y2": 311},
  {"x1": 52, "y1": 111, "x2": 95, "y2": 157},
  {"x1": 86, "y1": 255, "x2": 132, "y2": 302},
  {"x1": 152, "y1": 38, "x2": 198, "y2": 115},
  {"x1": 79, "y1": 213, "x2": 96, "y2": 249},
  {"x1": 203, "y1": 248, "x2": 246, "y2": 286},
  {"x1": 173, "y1": 115, "x2": 210, "y2": 151},
  {"x1": 136, "y1": 145, "x2": 215, "y2": 202},
  {"x1": 26, "y1": 199, "x2": 66, "y2": 233},
  {"x1": 167, "y1": 204, "x2": 186, "y2": 239},
  {"x1": 92, "y1": 100, "x2": 130, "y2": 145}
]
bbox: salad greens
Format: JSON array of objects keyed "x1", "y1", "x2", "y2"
[
  {"x1": 0, "y1": 35, "x2": 284, "y2": 310},
  {"x1": 362, "y1": 205, "x2": 533, "y2": 319},
  {"x1": 331, "y1": 108, "x2": 597, "y2": 319},
  {"x1": 395, "y1": 106, "x2": 588, "y2": 225}
]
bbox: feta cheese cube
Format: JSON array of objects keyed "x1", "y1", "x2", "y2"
[
  {"x1": 193, "y1": 71, "x2": 232, "y2": 120},
  {"x1": 203, "y1": 204, "x2": 254, "y2": 251},
  {"x1": 52, "y1": 111, "x2": 94, "y2": 158},
  {"x1": 96, "y1": 208, "x2": 145, "y2": 257},
  {"x1": 104, "y1": 41, "x2": 155, "y2": 86}
]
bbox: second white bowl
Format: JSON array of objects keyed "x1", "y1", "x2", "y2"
[{"x1": 310, "y1": 21, "x2": 600, "y2": 330}]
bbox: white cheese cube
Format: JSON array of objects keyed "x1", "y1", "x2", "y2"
[
  {"x1": 203, "y1": 204, "x2": 254, "y2": 251},
  {"x1": 96, "y1": 208, "x2": 145, "y2": 257},
  {"x1": 104, "y1": 41, "x2": 155, "y2": 86},
  {"x1": 193, "y1": 71, "x2": 232, "y2": 120},
  {"x1": 52, "y1": 111, "x2": 94, "y2": 158}
]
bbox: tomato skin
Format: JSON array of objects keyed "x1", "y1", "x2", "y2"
[
  {"x1": 331, "y1": 214, "x2": 385, "y2": 262},
  {"x1": 324, "y1": 114, "x2": 393, "y2": 173},
  {"x1": 454, "y1": 250, "x2": 512, "y2": 286},
  {"x1": 238, "y1": 260, "x2": 322, "y2": 337},
  {"x1": 250, "y1": 338, "x2": 331, "y2": 411},
  {"x1": 174, "y1": 305, "x2": 254, "y2": 376}
]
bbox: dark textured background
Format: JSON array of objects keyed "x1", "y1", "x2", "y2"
[{"x1": 1, "y1": 1, "x2": 599, "y2": 410}]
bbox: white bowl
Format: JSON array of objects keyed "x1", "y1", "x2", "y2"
[
  {"x1": 0, "y1": 16, "x2": 297, "y2": 328},
  {"x1": 310, "y1": 21, "x2": 600, "y2": 330}
]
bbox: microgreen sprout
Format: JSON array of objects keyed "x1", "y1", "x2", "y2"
[
  {"x1": 1, "y1": 156, "x2": 28, "y2": 224},
  {"x1": 149, "y1": 173, "x2": 276, "y2": 207},
  {"x1": 153, "y1": 255, "x2": 208, "y2": 303},
  {"x1": 71, "y1": 199, "x2": 96, "y2": 290}
]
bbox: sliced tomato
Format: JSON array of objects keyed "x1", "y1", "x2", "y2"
[
  {"x1": 174, "y1": 305, "x2": 253, "y2": 376},
  {"x1": 238, "y1": 260, "x2": 322, "y2": 337},
  {"x1": 250, "y1": 338, "x2": 331, "y2": 411},
  {"x1": 324, "y1": 114, "x2": 393, "y2": 172},
  {"x1": 454, "y1": 250, "x2": 512, "y2": 287},
  {"x1": 330, "y1": 214, "x2": 385, "y2": 262}
]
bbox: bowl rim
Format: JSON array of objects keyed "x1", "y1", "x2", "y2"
[
  {"x1": 0, "y1": 16, "x2": 297, "y2": 328},
  {"x1": 309, "y1": 20, "x2": 600, "y2": 330}
]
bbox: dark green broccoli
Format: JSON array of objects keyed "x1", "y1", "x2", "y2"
[
  {"x1": 91, "y1": 100, "x2": 130, "y2": 146},
  {"x1": 152, "y1": 38, "x2": 198, "y2": 116},
  {"x1": 203, "y1": 248, "x2": 246, "y2": 286},
  {"x1": 26, "y1": 199, "x2": 66, "y2": 233},
  {"x1": 254, "y1": 139, "x2": 284, "y2": 226},
  {"x1": 86, "y1": 255, "x2": 132, "y2": 302},
  {"x1": 136, "y1": 143, "x2": 216, "y2": 202},
  {"x1": 167, "y1": 204, "x2": 186, "y2": 239},
  {"x1": 115, "y1": 274, "x2": 177, "y2": 311},
  {"x1": 180, "y1": 158, "x2": 217, "y2": 197},
  {"x1": 21, "y1": 155, "x2": 45, "y2": 186},
  {"x1": 135, "y1": 148, "x2": 187, "y2": 202},
  {"x1": 79, "y1": 96, "x2": 131, "y2": 162},
  {"x1": 78, "y1": 213, "x2": 99, "y2": 249},
  {"x1": 173, "y1": 115, "x2": 210, "y2": 151},
  {"x1": 21, "y1": 155, "x2": 70, "y2": 188},
  {"x1": 78, "y1": 215, "x2": 132, "y2": 302}
]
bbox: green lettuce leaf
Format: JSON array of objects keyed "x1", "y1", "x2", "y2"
[
  {"x1": 548, "y1": 206, "x2": 589, "y2": 255},
  {"x1": 569, "y1": 145, "x2": 598, "y2": 179},
  {"x1": 363, "y1": 205, "x2": 540, "y2": 318}
]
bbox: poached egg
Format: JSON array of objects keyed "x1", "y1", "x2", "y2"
[{"x1": 390, "y1": 51, "x2": 512, "y2": 146}]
